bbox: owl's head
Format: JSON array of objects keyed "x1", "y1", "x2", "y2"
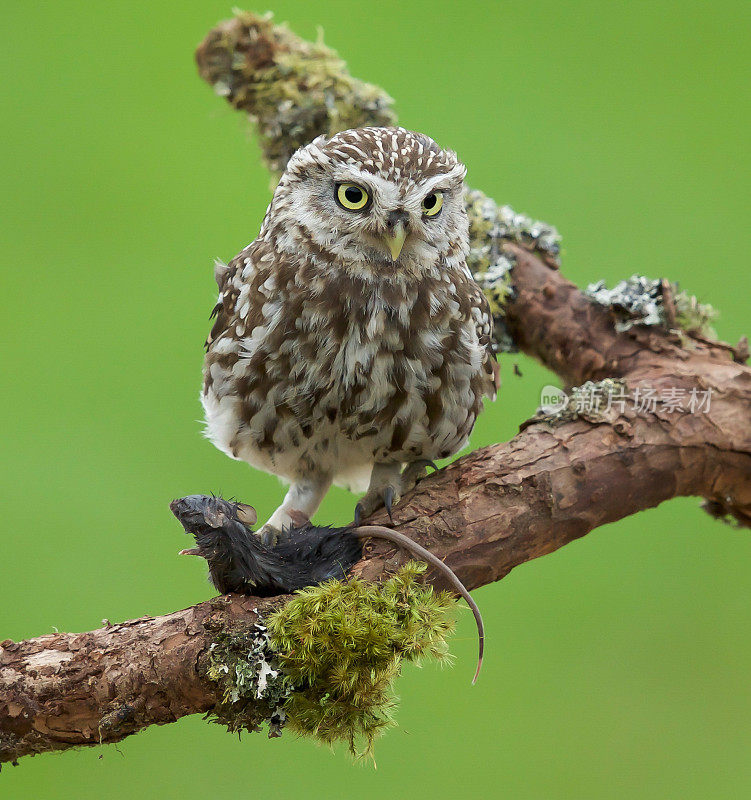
[{"x1": 264, "y1": 126, "x2": 469, "y2": 277}]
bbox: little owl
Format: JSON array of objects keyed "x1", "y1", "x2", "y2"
[{"x1": 202, "y1": 126, "x2": 498, "y2": 541}]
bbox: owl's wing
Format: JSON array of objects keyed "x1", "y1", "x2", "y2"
[
  {"x1": 204, "y1": 250, "x2": 253, "y2": 350},
  {"x1": 471, "y1": 285, "x2": 501, "y2": 400}
]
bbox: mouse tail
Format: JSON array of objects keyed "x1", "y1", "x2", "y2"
[{"x1": 353, "y1": 525, "x2": 484, "y2": 684}]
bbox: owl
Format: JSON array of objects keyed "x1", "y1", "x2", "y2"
[{"x1": 202, "y1": 126, "x2": 499, "y2": 541}]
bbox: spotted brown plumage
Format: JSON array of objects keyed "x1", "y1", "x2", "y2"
[{"x1": 202, "y1": 126, "x2": 498, "y2": 537}]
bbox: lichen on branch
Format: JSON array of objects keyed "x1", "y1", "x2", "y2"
[
  {"x1": 465, "y1": 188, "x2": 561, "y2": 352},
  {"x1": 585, "y1": 274, "x2": 717, "y2": 337},
  {"x1": 204, "y1": 619, "x2": 290, "y2": 737}
]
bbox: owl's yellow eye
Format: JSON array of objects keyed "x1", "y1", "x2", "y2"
[
  {"x1": 421, "y1": 191, "x2": 444, "y2": 217},
  {"x1": 336, "y1": 183, "x2": 370, "y2": 211}
]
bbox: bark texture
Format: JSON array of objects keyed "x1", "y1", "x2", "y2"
[{"x1": 2, "y1": 12, "x2": 749, "y2": 768}]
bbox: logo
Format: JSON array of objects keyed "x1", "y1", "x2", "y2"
[{"x1": 539, "y1": 385, "x2": 568, "y2": 414}]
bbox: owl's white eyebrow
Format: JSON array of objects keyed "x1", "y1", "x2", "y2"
[
  {"x1": 417, "y1": 162, "x2": 465, "y2": 190},
  {"x1": 416, "y1": 175, "x2": 458, "y2": 196},
  {"x1": 330, "y1": 168, "x2": 374, "y2": 186}
]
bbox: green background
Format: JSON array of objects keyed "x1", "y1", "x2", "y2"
[{"x1": 2, "y1": 0, "x2": 749, "y2": 797}]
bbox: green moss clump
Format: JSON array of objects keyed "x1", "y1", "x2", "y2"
[
  {"x1": 267, "y1": 562, "x2": 456, "y2": 759},
  {"x1": 196, "y1": 11, "x2": 396, "y2": 175}
]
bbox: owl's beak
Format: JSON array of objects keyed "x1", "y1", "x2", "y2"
[{"x1": 383, "y1": 221, "x2": 407, "y2": 261}]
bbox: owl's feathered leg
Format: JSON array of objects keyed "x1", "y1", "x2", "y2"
[
  {"x1": 258, "y1": 474, "x2": 332, "y2": 545},
  {"x1": 354, "y1": 462, "x2": 403, "y2": 525}
]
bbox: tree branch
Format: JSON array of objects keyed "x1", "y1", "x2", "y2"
[{"x1": 2, "y1": 10, "x2": 749, "y2": 767}]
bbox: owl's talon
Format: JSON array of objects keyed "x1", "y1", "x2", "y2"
[
  {"x1": 410, "y1": 458, "x2": 439, "y2": 474},
  {"x1": 383, "y1": 486, "x2": 395, "y2": 522},
  {"x1": 354, "y1": 477, "x2": 401, "y2": 525}
]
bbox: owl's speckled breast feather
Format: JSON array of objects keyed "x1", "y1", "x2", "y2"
[{"x1": 202, "y1": 236, "x2": 495, "y2": 488}]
